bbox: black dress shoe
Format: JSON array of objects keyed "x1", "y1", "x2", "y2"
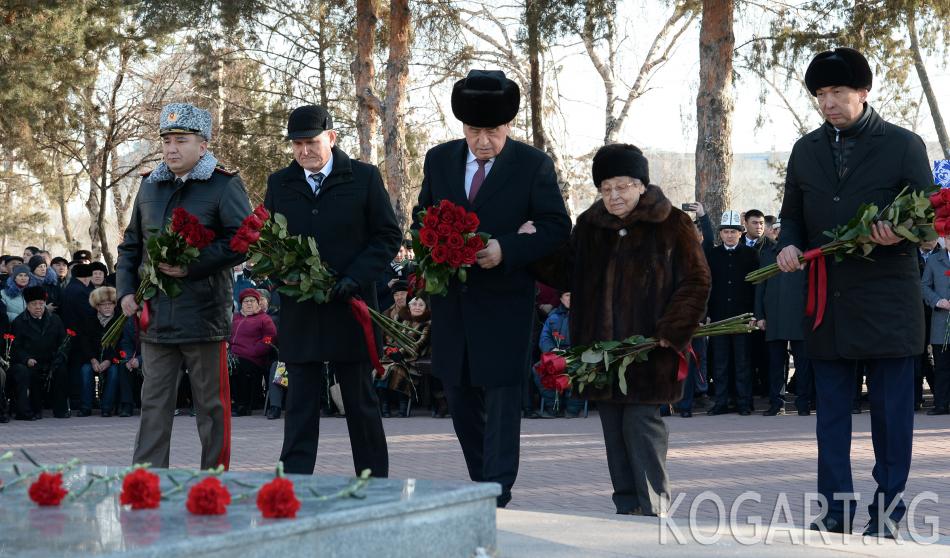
[
  {"x1": 798, "y1": 408, "x2": 811, "y2": 416},
  {"x1": 15, "y1": 413, "x2": 33, "y2": 421},
  {"x1": 77, "y1": 409, "x2": 92, "y2": 418},
  {"x1": 926, "y1": 407, "x2": 949, "y2": 416},
  {"x1": 810, "y1": 516, "x2": 850, "y2": 534},
  {"x1": 265, "y1": 406, "x2": 281, "y2": 420},
  {"x1": 523, "y1": 410, "x2": 542, "y2": 419},
  {"x1": 679, "y1": 410, "x2": 692, "y2": 418},
  {"x1": 763, "y1": 405, "x2": 785, "y2": 416},
  {"x1": 101, "y1": 411, "x2": 112, "y2": 418},
  {"x1": 738, "y1": 408, "x2": 752, "y2": 416},
  {"x1": 707, "y1": 405, "x2": 730, "y2": 416},
  {"x1": 862, "y1": 518, "x2": 898, "y2": 539},
  {"x1": 0, "y1": 414, "x2": 8, "y2": 423}
]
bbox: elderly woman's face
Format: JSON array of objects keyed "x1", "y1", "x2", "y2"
[
  {"x1": 393, "y1": 291, "x2": 408, "y2": 309},
  {"x1": 408, "y1": 297, "x2": 427, "y2": 318},
  {"x1": 599, "y1": 176, "x2": 645, "y2": 219},
  {"x1": 14, "y1": 272, "x2": 29, "y2": 288},
  {"x1": 241, "y1": 297, "x2": 261, "y2": 315},
  {"x1": 97, "y1": 300, "x2": 116, "y2": 318}
]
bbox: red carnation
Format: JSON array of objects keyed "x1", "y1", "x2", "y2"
[
  {"x1": 462, "y1": 212, "x2": 480, "y2": 233},
  {"x1": 431, "y1": 245, "x2": 449, "y2": 264},
  {"x1": 419, "y1": 228, "x2": 439, "y2": 248},
  {"x1": 422, "y1": 212, "x2": 439, "y2": 228},
  {"x1": 29, "y1": 472, "x2": 68, "y2": 506},
  {"x1": 256, "y1": 477, "x2": 301, "y2": 519},
  {"x1": 447, "y1": 250, "x2": 463, "y2": 268},
  {"x1": 186, "y1": 477, "x2": 231, "y2": 515},
  {"x1": 262, "y1": 336, "x2": 273, "y2": 345},
  {"x1": 112, "y1": 358, "x2": 120, "y2": 364},
  {"x1": 446, "y1": 233, "x2": 465, "y2": 250},
  {"x1": 253, "y1": 205, "x2": 270, "y2": 222},
  {"x1": 120, "y1": 469, "x2": 161, "y2": 510},
  {"x1": 66, "y1": 329, "x2": 77, "y2": 337},
  {"x1": 119, "y1": 350, "x2": 128, "y2": 358}
]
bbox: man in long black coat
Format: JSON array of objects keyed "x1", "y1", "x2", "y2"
[
  {"x1": 776, "y1": 48, "x2": 934, "y2": 538},
  {"x1": 266, "y1": 105, "x2": 401, "y2": 477},
  {"x1": 412, "y1": 70, "x2": 571, "y2": 507}
]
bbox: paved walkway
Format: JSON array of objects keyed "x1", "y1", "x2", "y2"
[{"x1": 3, "y1": 405, "x2": 949, "y2": 540}]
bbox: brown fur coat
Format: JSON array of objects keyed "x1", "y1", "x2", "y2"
[{"x1": 536, "y1": 185, "x2": 711, "y2": 404}]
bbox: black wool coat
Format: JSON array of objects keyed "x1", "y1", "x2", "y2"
[
  {"x1": 11, "y1": 310, "x2": 66, "y2": 370},
  {"x1": 754, "y1": 242, "x2": 806, "y2": 342},
  {"x1": 779, "y1": 106, "x2": 934, "y2": 360},
  {"x1": 704, "y1": 243, "x2": 759, "y2": 321},
  {"x1": 264, "y1": 147, "x2": 401, "y2": 364},
  {"x1": 412, "y1": 138, "x2": 571, "y2": 388}
]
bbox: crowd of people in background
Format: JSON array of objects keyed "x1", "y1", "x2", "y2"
[{"x1": 1, "y1": 201, "x2": 948, "y2": 424}]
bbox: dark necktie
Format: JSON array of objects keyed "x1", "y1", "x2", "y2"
[
  {"x1": 469, "y1": 159, "x2": 487, "y2": 203},
  {"x1": 311, "y1": 173, "x2": 325, "y2": 195}
]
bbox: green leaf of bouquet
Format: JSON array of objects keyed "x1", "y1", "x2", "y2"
[
  {"x1": 618, "y1": 355, "x2": 632, "y2": 395},
  {"x1": 274, "y1": 213, "x2": 288, "y2": 228},
  {"x1": 457, "y1": 268, "x2": 467, "y2": 283},
  {"x1": 581, "y1": 349, "x2": 603, "y2": 364}
]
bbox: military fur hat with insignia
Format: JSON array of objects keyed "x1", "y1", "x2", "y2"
[
  {"x1": 719, "y1": 210, "x2": 744, "y2": 231},
  {"x1": 804, "y1": 47, "x2": 872, "y2": 96},
  {"x1": 451, "y1": 70, "x2": 520, "y2": 128},
  {"x1": 159, "y1": 103, "x2": 213, "y2": 141}
]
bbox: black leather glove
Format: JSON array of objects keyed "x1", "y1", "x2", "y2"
[{"x1": 329, "y1": 276, "x2": 360, "y2": 301}]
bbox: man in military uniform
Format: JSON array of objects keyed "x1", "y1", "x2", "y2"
[
  {"x1": 777, "y1": 48, "x2": 934, "y2": 538},
  {"x1": 412, "y1": 70, "x2": 571, "y2": 507},
  {"x1": 117, "y1": 103, "x2": 251, "y2": 470},
  {"x1": 266, "y1": 105, "x2": 401, "y2": 477}
]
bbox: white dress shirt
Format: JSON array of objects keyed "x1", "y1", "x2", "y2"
[
  {"x1": 464, "y1": 150, "x2": 495, "y2": 198},
  {"x1": 304, "y1": 153, "x2": 334, "y2": 194}
]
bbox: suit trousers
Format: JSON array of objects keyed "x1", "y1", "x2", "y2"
[
  {"x1": 710, "y1": 334, "x2": 753, "y2": 410},
  {"x1": 445, "y1": 377, "x2": 522, "y2": 508},
  {"x1": 931, "y1": 347, "x2": 950, "y2": 409},
  {"x1": 813, "y1": 357, "x2": 914, "y2": 525},
  {"x1": 598, "y1": 402, "x2": 670, "y2": 515},
  {"x1": 280, "y1": 361, "x2": 389, "y2": 477},
  {"x1": 11, "y1": 363, "x2": 68, "y2": 418},
  {"x1": 133, "y1": 341, "x2": 231, "y2": 470}
]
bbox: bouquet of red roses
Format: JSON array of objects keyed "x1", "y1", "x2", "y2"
[
  {"x1": 410, "y1": 199, "x2": 489, "y2": 296},
  {"x1": 102, "y1": 208, "x2": 215, "y2": 347}
]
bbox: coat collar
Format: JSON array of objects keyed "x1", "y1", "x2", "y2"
[
  {"x1": 282, "y1": 147, "x2": 354, "y2": 199},
  {"x1": 806, "y1": 104, "x2": 886, "y2": 189},
  {"x1": 146, "y1": 151, "x2": 219, "y2": 183},
  {"x1": 579, "y1": 184, "x2": 672, "y2": 231}
]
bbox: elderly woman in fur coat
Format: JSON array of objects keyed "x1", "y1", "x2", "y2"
[{"x1": 534, "y1": 143, "x2": 710, "y2": 516}]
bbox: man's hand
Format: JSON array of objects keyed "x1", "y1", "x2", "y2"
[
  {"x1": 518, "y1": 221, "x2": 536, "y2": 234},
  {"x1": 127, "y1": 357, "x2": 140, "y2": 370},
  {"x1": 121, "y1": 294, "x2": 139, "y2": 317},
  {"x1": 756, "y1": 319, "x2": 766, "y2": 331},
  {"x1": 538, "y1": 303, "x2": 554, "y2": 316},
  {"x1": 869, "y1": 222, "x2": 902, "y2": 246},
  {"x1": 658, "y1": 338, "x2": 673, "y2": 349},
  {"x1": 777, "y1": 245, "x2": 804, "y2": 273},
  {"x1": 329, "y1": 276, "x2": 360, "y2": 301},
  {"x1": 937, "y1": 299, "x2": 950, "y2": 311},
  {"x1": 476, "y1": 239, "x2": 503, "y2": 269},
  {"x1": 27, "y1": 358, "x2": 36, "y2": 368},
  {"x1": 157, "y1": 263, "x2": 188, "y2": 278},
  {"x1": 686, "y1": 202, "x2": 706, "y2": 218}
]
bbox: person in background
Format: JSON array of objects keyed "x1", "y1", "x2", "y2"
[
  {"x1": 916, "y1": 237, "x2": 940, "y2": 411},
  {"x1": 22, "y1": 246, "x2": 40, "y2": 261},
  {"x1": 51, "y1": 256, "x2": 70, "y2": 289},
  {"x1": 232, "y1": 264, "x2": 256, "y2": 312},
  {"x1": 0, "y1": 255, "x2": 24, "y2": 286},
  {"x1": 920, "y1": 233, "x2": 950, "y2": 416},
  {"x1": 676, "y1": 201, "x2": 712, "y2": 418},
  {"x1": 115, "y1": 316, "x2": 141, "y2": 417},
  {"x1": 229, "y1": 288, "x2": 277, "y2": 416},
  {"x1": 2, "y1": 264, "x2": 31, "y2": 322},
  {"x1": 536, "y1": 291, "x2": 585, "y2": 418},
  {"x1": 28, "y1": 255, "x2": 61, "y2": 313},
  {"x1": 77, "y1": 287, "x2": 125, "y2": 417},
  {"x1": 72, "y1": 250, "x2": 92, "y2": 265},
  {"x1": 381, "y1": 295, "x2": 432, "y2": 418},
  {"x1": 90, "y1": 262, "x2": 108, "y2": 287},
  {"x1": 9, "y1": 286, "x2": 68, "y2": 420}
]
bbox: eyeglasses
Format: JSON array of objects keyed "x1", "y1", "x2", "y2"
[{"x1": 598, "y1": 181, "x2": 641, "y2": 197}]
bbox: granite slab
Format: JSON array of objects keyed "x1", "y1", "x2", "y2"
[{"x1": 0, "y1": 463, "x2": 500, "y2": 558}]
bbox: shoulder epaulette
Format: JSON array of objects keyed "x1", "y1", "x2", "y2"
[{"x1": 214, "y1": 165, "x2": 238, "y2": 176}]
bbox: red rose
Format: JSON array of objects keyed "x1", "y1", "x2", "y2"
[
  {"x1": 186, "y1": 477, "x2": 231, "y2": 515},
  {"x1": 120, "y1": 469, "x2": 162, "y2": 510},
  {"x1": 238, "y1": 227, "x2": 261, "y2": 244},
  {"x1": 256, "y1": 477, "x2": 301, "y2": 519},
  {"x1": 112, "y1": 358, "x2": 120, "y2": 364},
  {"x1": 453, "y1": 205, "x2": 468, "y2": 224},
  {"x1": 427, "y1": 205, "x2": 441, "y2": 220},
  {"x1": 422, "y1": 212, "x2": 439, "y2": 228},
  {"x1": 446, "y1": 233, "x2": 464, "y2": 250},
  {"x1": 462, "y1": 212, "x2": 480, "y2": 233},
  {"x1": 554, "y1": 375, "x2": 571, "y2": 391},
  {"x1": 436, "y1": 223, "x2": 453, "y2": 237},
  {"x1": 936, "y1": 218, "x2": 950, "y2": 236},
  {"x1": 119, "y1": 350, "x2": 128, "y2": 358},
  {"x1": 440, "y1": 207, "x2": 456, "y2": 224},
  {"x1": 536, "y1": 352, "x2": 567, "y2": 377},
  {"x1": 465, "y1": 236, "x2": 485, "y2": 252},
  {"x1": 171, "y1": 207, "x2": 190, "y2": 233},
  {"x1": 419, "y1": 228, "x2": 439, "y2": 248},
  {"x1": 941, "y1": 189, "x2": 950, "y2": 205},
  {"x1": 461, "y1": 247, "x2": 477, "y2": 265},
  {"x1": 937, "y1": 204, "x2": 950, "y2": 219},
  {"x1": 431, "y1": 245, "x2": 449, "y2": 264},
  {"x1": 447, "y1": 249, "x2": 463, "y2": 268},
  {"x1": 262, "y1": 336, "x2": 273, "y2": 345},
  {"x1": 253, "y1": 205, "x2": 270, "y2": 222},
  {"x1": 230, "y1": 236, "x2": 251, "y2": 254},
  {"x1": 29, "y1": 472, "x2": 68, "y2": 506},
  {"x1": 66, "y1": 329, "x2": 77, "y2": 337},
  {"x1": 244, "y1": 213, "x2": 265, "y2": 230},
  {"x1": 944, "y1": 270, "x2": 950, "y2": 277}
]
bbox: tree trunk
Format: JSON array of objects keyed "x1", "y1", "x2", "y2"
[
  {"x1": 317, "y1": 13, "x2": 330, "y2": 108},
  {"x1": 907, "y1": 9, "x2": 950, "y2": 158},
  {"x1": 695, "y1": 0, "x2": 734, "y2": 225},
  {"x1": 383, "y1": 0, "x2": 411, "y2": 230},
  {"x1": 353, "y1": 0, "x2": 380, "y2": 163},
  {"x1": 525, "y1": 0, "x2": 546, "y2": 150}
]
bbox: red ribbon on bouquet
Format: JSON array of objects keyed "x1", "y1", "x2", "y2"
[
  {"x1": 676, "y1": 345, "x2": 699, "y2": 382},
  {"x1": 348, "y1": 298, "x2": 385, "y2": 377},
  {"x1": 138, "y1": 300, "x2": 151, "y2": 333},
  {"x1": 803, "y1": 248, "x2": 827, "y2": 331}
]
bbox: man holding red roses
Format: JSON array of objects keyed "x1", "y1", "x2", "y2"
[
  {"x1": 117, "y1": 103, "x2": 251, "y2": 471},
  {"x1": 775, "y1": 49, "x2": 934, "y2": 538},
  {"x1": 412, "y1": 70, "x2": 571, "y2": 507},
  {"x1": 265, "y1": 105, "x2": 401, "y2": 478}
]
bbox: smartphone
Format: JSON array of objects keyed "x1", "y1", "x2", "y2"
[{"x1": 681, "y1": 203, "x2": 695, "y2": 211}]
